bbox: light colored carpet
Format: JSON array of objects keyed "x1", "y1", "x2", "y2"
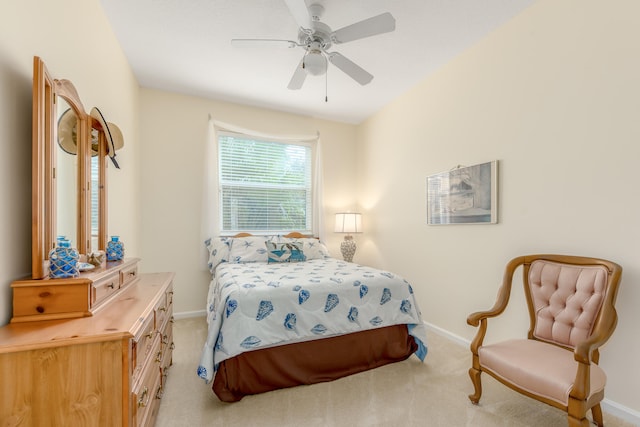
[{"x1": 156, "y1": 317, "x2": 633, "y2": 427}]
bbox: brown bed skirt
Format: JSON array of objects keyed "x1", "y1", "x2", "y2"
[{"x1": 213, "y1": 324, "x2": 417, "y2": 402}]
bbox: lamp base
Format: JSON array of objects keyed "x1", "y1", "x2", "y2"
[{"x1": 340, "y1": 235, "x2": 356, "y2": 262}]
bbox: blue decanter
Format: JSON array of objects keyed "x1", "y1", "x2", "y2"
[
  {"x1": 48, "y1": 238, "x2": 79, "y2": 278},
  {"x1": 107, "y1": 236, "x2": 124, "y2": 261}
]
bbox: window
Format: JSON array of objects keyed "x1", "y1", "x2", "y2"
[
  {"x1": 218, "y1": 131, "x2": 313, "y2": 234},
  {"x1": 91, "y1": 156, "x2": 99, "y2": 241}
]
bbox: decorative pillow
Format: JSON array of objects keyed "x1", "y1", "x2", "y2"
[
  {"x1": 228, "y1": 236, "x2": 273, "y2": 263},
  {"x1": 279, "y1": 237, "x2": 330, "y2": 260},
  {"x1": 266, "y1": 241, "x2": 306, "y2": 263},
  {"x1": 204, "y1": 237, "x2": 232, "y2": 273}
]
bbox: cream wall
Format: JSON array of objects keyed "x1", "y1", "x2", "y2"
[
  {"x1": 138, "y1": 88, "x2": 357, "y2": 315},
  {"x1": 356, "y1": 0, "x2": 640, "y2": 418},
  {"x1": 2, "y1": 0, "x2": 638, "y2": 421},
  {"x1": 0, "y1": 0, "x2": 140, "y2": 325}
]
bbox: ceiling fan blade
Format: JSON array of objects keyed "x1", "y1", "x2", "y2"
[
  {"x1": 287, "y1": 59, "x2": 307, "y2": 90},
  {"x1": 328, "y1": 52, "x2": 373, "y2": 85},
  {"x1": 284, "y1": 0, "x2": 312, "y2": 30},
  {"x1": 231, "y1": 39, "x2": 298, "y2": 48},
  {"x1": 332, "y1": 12, "x2": 396, "y2": 44}
]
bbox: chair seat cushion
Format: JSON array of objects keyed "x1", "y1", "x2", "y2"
[{"x1": 478, "y1": 339, "x2": 606, "y2": 406}]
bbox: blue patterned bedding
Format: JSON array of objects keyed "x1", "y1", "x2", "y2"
[{"x1": 197, "y1": 258, "x2": 428, "y2": 383}]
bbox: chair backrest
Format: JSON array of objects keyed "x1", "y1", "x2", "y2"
[{"x1": 522, "y1": 255, "x2": 622, "y2": 351}]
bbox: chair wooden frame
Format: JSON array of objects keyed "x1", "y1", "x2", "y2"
[{"x1": 467, "y1": 254, "x2": 622, "y2": 427}]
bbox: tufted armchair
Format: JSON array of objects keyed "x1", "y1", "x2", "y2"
[{"x1": 467, "y1": 255, "x2": 622, "y2": 427}]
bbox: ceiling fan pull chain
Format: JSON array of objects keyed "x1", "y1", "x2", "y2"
[{"x1": 325, "y1": 65, "x2": 328, "y2": 102}]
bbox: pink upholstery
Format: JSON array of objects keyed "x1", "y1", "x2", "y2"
[
  {"x1": 468, "y1": 255, "x2": 622, "y2": 426},
  {"x1": 528, "y1": 260, "x2": 607, "y2": 348},
  {"x1": 479, "y1": 339, "x2": 606, "y2": 406}
]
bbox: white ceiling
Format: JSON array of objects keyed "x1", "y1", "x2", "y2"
[{"x1": 99, "y1": 0, "x2": 535, "y2": 124}]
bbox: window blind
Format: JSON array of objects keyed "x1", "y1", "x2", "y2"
[{"x1": 218, "y1": 132, "x2": 312, "y2": 234}]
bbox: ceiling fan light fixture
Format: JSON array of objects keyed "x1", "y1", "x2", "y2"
[{"x1": 303, "y1": 50, "x2": 326, "y2": 76}]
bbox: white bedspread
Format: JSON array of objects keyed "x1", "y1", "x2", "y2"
[{"x1": 198, "y1": 258, "x2": 428, "y2": 383}]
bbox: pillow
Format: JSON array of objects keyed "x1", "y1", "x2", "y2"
[
  {"x1": 279, "y1": 237, "x2": 330, "y2": 260},
  {"x1": 266, "y1": 241, "x2": 306, "y2": 263},
  {"x1": 204, "y1": 237, "x2": 232, "y2": 273},
  {"x1": 228, "y1": 236, "x2": 272, "y2": 263}
]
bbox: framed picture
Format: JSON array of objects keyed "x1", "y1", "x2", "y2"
[{"x1": 426, "y1": 160, "x2": 498, "y2": 225}]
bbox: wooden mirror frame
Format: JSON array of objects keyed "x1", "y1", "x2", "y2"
[
  {"x1": 31, "y1": 56, "x2": 107, "y2": 279},
  {"x1": 31, "y1": 57, "x2": 54, "y2": 279}
]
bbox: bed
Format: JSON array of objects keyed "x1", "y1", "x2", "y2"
[{"x1": 198, "y1": 233, "x2": 428, "y2": 402}]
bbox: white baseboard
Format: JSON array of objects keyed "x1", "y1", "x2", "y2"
[
  {"x1": 423, "y1": 321, "x2": 640, "y2": 426},
  {"x1": 424, "y1": 321, "x2": 470, "y2": 348},
  {"x1": 601, "y1": 399, "x2": 640, "y2": 426},
  {"x1": 173, "y1": 309, "x2": 206, "y2": 320}
]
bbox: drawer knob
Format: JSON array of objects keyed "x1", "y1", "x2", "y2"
[
  {"x1": 170, "y1": 342, "x2": 175, "y2": 350},
  {"x1": 145, "y1": 331, "x2": 155, "y2": 340},
  {"x1": 158, "y1": 306, "x2": 167, "y2": 312},
  {"x1": 155, "y1": 351, "x2": 163, "y2": 363},
  {"x1": 137, "y1": 386, "x2": 149, "y2": 408},
  {"x1": 108, "y1": 283, "x2": 115, "y2": 289}
]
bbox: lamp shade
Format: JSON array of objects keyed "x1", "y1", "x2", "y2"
[
  {"x1": 303, "y1": 51, "x2": 327, "y2": 76},
  {"x1": 334, "y1": 213, "x2": 362, "y2": 234}
]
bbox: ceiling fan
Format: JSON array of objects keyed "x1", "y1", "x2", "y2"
[{"x1": 231, "y1": 0, "x2": 396, "y2": 90}]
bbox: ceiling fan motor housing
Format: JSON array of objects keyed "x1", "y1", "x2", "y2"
[{"x1": 299, "y1": 21, "x2": 332, "y2": 50}]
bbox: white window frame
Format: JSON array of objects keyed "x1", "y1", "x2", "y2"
[{"x1": 217, "y1": 131, "x2": 314, "y2": 235}]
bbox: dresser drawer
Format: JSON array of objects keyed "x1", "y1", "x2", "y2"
[
  {"x1": 132, "y1": 356, "x2": 162, "y2": 427},
  {"x1": 11, "y1": 280, "x2": 91, "y2": 322},
  {"x1": 132, "y1": 314, "x2": 158, "y2": 383},
  {"x1": 155, "y1": 297, "x2": 170, "y2": 331},
  {"x1": 167, "y1": 287, "x2": 174, "y2": 307},
  {"x1": 161, "y1": 323, "x2": 173, "y2": 373},
  {"x1": 120, "y1": 263, "x2": 139, "y2": 289},
  {"x1": 91, "y1": 272, "x2": 119, "y2": 308}
]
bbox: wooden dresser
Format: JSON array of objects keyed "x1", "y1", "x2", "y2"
[{"x1": 0, "y1": 267, "x2": 175, "y2": 427}]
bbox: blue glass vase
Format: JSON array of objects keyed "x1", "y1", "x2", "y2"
[
  {"x1": 107, "y1": 236, "x2": 124, "y2": 261},
  {"x1": 48, "y1": 239, "x2": 79, "y2": 278}
]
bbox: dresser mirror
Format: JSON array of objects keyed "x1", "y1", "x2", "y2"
[
  {"x1": 55, "y1": 97, "x2": 78, "y2": 250},
  {"x1": 31, "y1": 56, "x2": 108, "y2": 279},
  {"x1": 89, "y1": 124, "x2": 108, "y2": 254}
]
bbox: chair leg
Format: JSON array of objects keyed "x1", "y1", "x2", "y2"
[
  {"x1": 468, "y1": 367, "x2": 482, "y2": 404},
  {"x1": 568, "y1": 414, "x2": 591, "y2": 427},
  {"x1": 591, "y1": 404, "x2": 604, "y2": 427}
]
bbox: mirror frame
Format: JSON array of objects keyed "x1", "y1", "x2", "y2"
[
  {"x1": 55, "y1": 78, "x2": 89, "y2": 256},
  {"x1": 31, "y1": 57, "x2": 54, "y2": 279},
  {"x1": 32, "y1": 56, "x2": 107, "y2": 279}
]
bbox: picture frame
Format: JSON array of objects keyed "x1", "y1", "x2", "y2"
[{"x1": 426, "y1": 160, "x2": 498, "y2": 225}]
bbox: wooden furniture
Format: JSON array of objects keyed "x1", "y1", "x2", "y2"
[
  {"x1": 32, "y1": 56, "x2": 109, "y2": 279},
  {"x1": 11, "y1": 258, "x2": 139, "y2": 323},
  {"x1": 0, "y1": 271, "x2": 174, "y2": 427},
  {"x1": 0, "y1": 56, "x2": 175, "y2": 426},
  {"x1": 467, "y1": 254, "x2": 622, "y2": 427}
]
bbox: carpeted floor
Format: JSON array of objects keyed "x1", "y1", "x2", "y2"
[{"x1": 156, "y1": 317, "x2": 634, "y2": 427}]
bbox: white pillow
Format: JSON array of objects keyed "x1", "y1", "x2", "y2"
[
  {"x1": 204, "y1": 237, "x2": 232, "y2": 273},
  {"x1": 279, "y1": 237, "x2": 330, "y2": 260},
  {"x1": 228, "y1": 236, "x2": 272, "y2": 263}
]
